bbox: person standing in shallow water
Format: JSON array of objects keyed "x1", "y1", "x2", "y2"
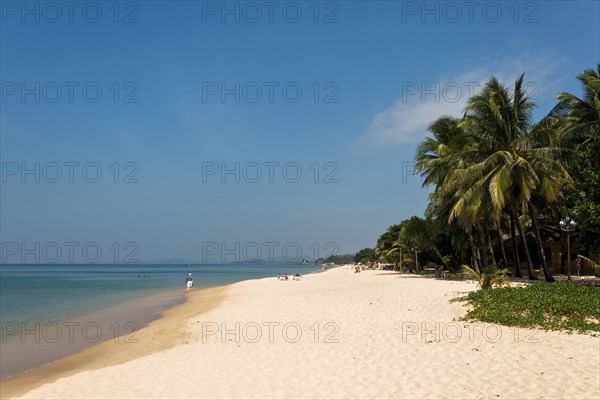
[{"x1": 185, "y1": 273, "x2": 193, "y2": 293}]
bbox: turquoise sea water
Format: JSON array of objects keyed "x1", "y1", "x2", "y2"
[{"x1": 0, "y1": 263, "x2": 320, "y2": 336}]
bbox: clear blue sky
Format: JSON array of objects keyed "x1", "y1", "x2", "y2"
[{"x1": 1, "y1": 1, "x2": 599, "y2": 263}]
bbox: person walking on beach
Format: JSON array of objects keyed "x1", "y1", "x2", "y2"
[{"x1": 185, "y1": 273, "x2": 193, "y2": 293}]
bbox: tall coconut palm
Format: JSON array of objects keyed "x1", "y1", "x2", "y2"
[
  {"x1": 416, "y1": 75, "x2": 576, "y2": 281},
  {"x1": 449, "y1": 74, "x2": 540, "y2": 279}
]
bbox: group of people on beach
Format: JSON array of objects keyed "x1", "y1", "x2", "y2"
[
  {"x1": 185, "y1": 270, "x2": 306, "y2": 292},
  {"x1": 278, "y1": 273, "x2": 302, "y2": 281},
  {"x1": 185, "y1": 271, "x2": 304, "y2": 292},
  {"x1": 354, "y1": 261, "x2": 380, "y2": 273}
]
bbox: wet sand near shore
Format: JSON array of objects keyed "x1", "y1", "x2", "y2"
[
  {"x1": 0, "y1": 285, "x2": 226, "y2": 399},
  {"x1": 1, "y1": 289, "x2": 187, "y2": 380}
]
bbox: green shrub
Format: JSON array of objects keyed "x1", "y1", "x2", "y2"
[
  {"x1": 461, "y1": 264, "x2": 509, "y2": 289},
  {"x1": 453, "y1": 282, "x2": 600, "y2": 334}
]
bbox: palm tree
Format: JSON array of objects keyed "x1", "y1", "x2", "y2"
[
  {"x1": 375, "y1": 224, "x2": 403, "y2": 269},
  {"x1": 415, "y1": 116, "x2": 467, "y2": 188},
  {"x1": 399, "y1": 222, "x2": 420, "y2": 273},
  {"x1": 451, "y1": 74, "x2": 541, "y2": 280},
  {"x1": 526, "y1": 115, "x2": 574, "y2": 281},
  {"x1": 421, "y1": 217, "x2": 451, "y2": 269},
  {"x1": 555, "y1": 65, "x2": 600, "y2": 141},
  {"x1": 554, "y1": 65, "x2": 600, "y2": 255},
  {"x1": 419, "y1": 118, "x2": 500, "y2": 275},
  {"x1": 416, "y1": 117, "x2": 483, "y2": 273},
  {"x1": 416, "y1": 74, "x2": 577, "y2": 282},
  {"x1": 401, "y1": 216, "x2": 449, "y2": 270},
  {"x1": 386, "y1": 240, "x2": 406, "y2": 272}
]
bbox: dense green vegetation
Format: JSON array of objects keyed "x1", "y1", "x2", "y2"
[
  {"x1": 336, "y1": 66, "x2": 599, "y2": 286},
  {"x1": 453, "y1": 282, "x2": 600, "y2": 334},
  {"x1": 318, "y1": 253, "x2": 355, "y2": 265},
  {"x1": 368, "y1": 65, "x2": 600, "y2": 280},
  {"x1": 353, "y1": 248, "x2": 377, "y2": 264},
  {"x1": 338, "y1": 66, "x2": 600, "y2": 335}
]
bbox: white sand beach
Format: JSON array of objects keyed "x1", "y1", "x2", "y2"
[{"x1": 5, "y1": 266, "x2": 600, "y2": 399}]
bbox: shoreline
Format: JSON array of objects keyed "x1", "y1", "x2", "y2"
[
  {"x1": 0, "y1": 264, "x2": 324, "y2": 383},
  {"x1": 0, "y1": 287, "x2": 187, "y2": 380},
  {"x1": 4, "y1": 266, "x2": 599, "y2": 399},
  {"x1": 0, "y1": 284, "x2": 228, "y2": 399}
]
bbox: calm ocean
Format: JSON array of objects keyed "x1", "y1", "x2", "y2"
[{"x1": 0, "y1": 263, "x2": 321, "y2": 338}]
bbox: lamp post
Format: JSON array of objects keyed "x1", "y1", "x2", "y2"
[{"x1": 559, "y1": 215, "x2": 577, "y2": 280}]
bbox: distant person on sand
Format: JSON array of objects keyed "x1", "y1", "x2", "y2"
[{"x1": 185, "y1": 273, "x2": 193, "y2": 293}]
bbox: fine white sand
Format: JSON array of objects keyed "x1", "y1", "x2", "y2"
[{"x1": 12, "y1": 266, "x2": 600, "y2": 399}]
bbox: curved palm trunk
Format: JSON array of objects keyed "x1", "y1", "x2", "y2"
[
  {"x1": 432, "y1": 245, "x2": 449, "y2": 269},
  {"x1": 467, "y1": 231, "x2": 480, "y2": 274},
  {"x1": 484, "y1": 225, "x2": 496, "y2": 265},
  {"x1": 475, "y1": 245, "x2": 484, "y2": 271},
  {"x1": 476, "y1": 222, "x2": 489, "y2": 267},
  {"x1": 528, "y1": 202, "x2": 555, "y2": 282},
  {"x1": 497, "y1": 225, "x2": 509, "y2": 269},
  {"x1": 509, "y1": 213, "x2": 523, "y2": 278},
  {"x1": 512, "y1": 208, "x2": 538, "y2": 280}
]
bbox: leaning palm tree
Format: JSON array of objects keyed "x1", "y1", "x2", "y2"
[
  {"x1": 421, "y1": 217, "x2": 451, "y2": 269},
  {"x1": 445, "y1": 183, "x2": 486, "y2": 274},
  {"x1": 425, "y1": 188, "x2": 482, "y2": 272},
  {"x1": 385, "y1": 240, "x2": 405, "y2": 272},
  {"x1": 417, "y1": 117, "x2": 484, "y2": 273},
  {"x1": 375, "y1": 224, "x2": 403, "y2": 269},
  {"x1": 416, "y1": 116, "x2": 467, "y2": 187}
]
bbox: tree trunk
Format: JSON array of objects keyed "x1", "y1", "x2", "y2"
[
  {"x1": 432, "y1": 246, "x2": 449, "y2": 269},
  {"x1": 497, "y1": 225, "x2": 509, "y2": 269},
  {"x1": 509, "y1": 213, "x2": 523, "y2": 278},
  {"x1": 484, "y1": 225, "x2": 496, "y2": 265},
  {"x1": 467, "y1": 231, "x2": 480, "y2": 274},
  {"x1": 512, "y1": 208, "x2": 538, "y2": 280},
  {"x1": 528, "y1": 202, "x2": 555, "y2": 282},
  {"x1": 414, "y1": 249, "x2": 420, "y2": 274},
  {"x1": 399, "y1": 250, "x2": 403, "y2": 272},
  {"x1": 476, "y1": 222, "x2": 489, "y2": 267},
  {"x1": 475, "y1": 245, "x2": 483, "y2": 271}
]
